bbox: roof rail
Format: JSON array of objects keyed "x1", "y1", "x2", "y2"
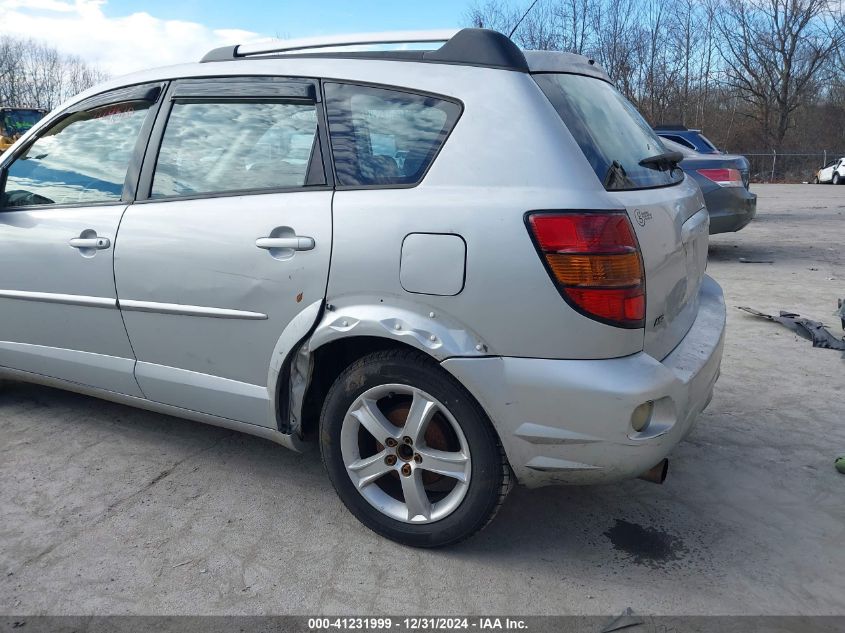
[
  {"x1": 237, "y1": 29, "x2": 459, "y2": 57},
  {"x1": 200, "y1": 28, "x2": 530, "y2": 73}
]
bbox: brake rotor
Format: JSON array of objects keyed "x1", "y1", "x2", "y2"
[{"x1": 381, "y1": 397, "x2": 452, "y2": 488}]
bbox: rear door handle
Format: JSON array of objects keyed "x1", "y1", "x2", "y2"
[
  {"x1": 69, "y1": 237, "x2": 111, "y2": 250},
  {"x1": 255, "y1": 236, "x2": 315, "y2": 251}
]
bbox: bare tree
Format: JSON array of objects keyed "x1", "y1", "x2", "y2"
[
  {"x1": 464, "y1": 0, "x2": 845, "y2": 156},
  {"x1": 555, "y1": 0, "x2": 596, "y2": 54},
  {"x1": 0, "y1": 35, "x2": 107, "y2": 110},
  {"x1": 715, "y1": 0, "x2": 843, "y2": 148}
]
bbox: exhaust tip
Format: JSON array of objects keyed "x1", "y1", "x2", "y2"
[{"x1": 638, "y1": 458, "x2": 669, "y2": 484}]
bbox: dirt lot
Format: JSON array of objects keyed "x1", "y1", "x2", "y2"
[{"x1": 1, "y1": 184, "x2": 843, "y2": 616}]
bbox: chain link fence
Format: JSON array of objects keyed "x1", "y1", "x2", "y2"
[{"x1": 735, "y1": 151, "x2": 845, "y2": 183}]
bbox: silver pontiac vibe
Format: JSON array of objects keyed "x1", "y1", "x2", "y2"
[{"x1": 0, "y1": 29, "x2": 725, "y2": 547}]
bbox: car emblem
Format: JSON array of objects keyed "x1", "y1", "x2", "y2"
[{"x1": 635, "y1": 209, "x2": 652, "y2": 227}]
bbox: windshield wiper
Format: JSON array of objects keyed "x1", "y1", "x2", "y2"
[
  {"x1": 603, "y1": 160, "x2": 631, "y2": 189},
  {"x1": 639, "y1": 150, "x2": 684, "y2": 169}
]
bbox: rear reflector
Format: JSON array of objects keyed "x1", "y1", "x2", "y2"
[
  {"x1": 527, "y1": 212, "x2": 645, "y2": 328},
  {"x1": 697, "y1": 168, "x2": 743, "y2": 187}
]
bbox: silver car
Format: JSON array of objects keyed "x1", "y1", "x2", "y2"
[{"x1": 0, "y1": 29, "x2": 725, "y2": 547}]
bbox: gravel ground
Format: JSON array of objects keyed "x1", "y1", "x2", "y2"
[{"x1": 1, "y1": 184, "x2": 843, "y2": 616}]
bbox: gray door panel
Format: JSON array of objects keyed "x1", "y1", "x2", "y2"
[
  {"x1": 134, "y1": 361, "x2": 272, "y2": 426},
  {"x1": 0, "y1": 206, "x2": 143, "y2": 395},
  {"x1": 114, "y1": 191, "x2": 333, "y2": 426}
]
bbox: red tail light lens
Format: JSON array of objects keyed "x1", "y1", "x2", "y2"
[
  {"x1": 696, "y1": 168, "x2": 742, "y2": 187},
  {"x1": 527, "y1": 212, "x2": 645, "y2": 328}
]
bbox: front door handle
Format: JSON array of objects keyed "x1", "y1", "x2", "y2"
[
  {"x1": 255, "y1": 236, "x2": 315, "y2": 251},
  {"x1": 69, "y1": 237, "x2": 111, "y2": 250}
]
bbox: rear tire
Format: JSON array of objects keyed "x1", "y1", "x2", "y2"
[
  {"x1": 833, "y1": 173, "x2": 842, "y2": 185},
  {"x1": 320, "y1": 349, "x2": 510, "y2": 547}
]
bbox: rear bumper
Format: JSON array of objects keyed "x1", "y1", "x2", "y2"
[
  {"x1": 442, "y1": 275, "x2": 726, "y2": 488},
  {"x1": 706, "y1": 186, "x2": 757, "y2": 234}
]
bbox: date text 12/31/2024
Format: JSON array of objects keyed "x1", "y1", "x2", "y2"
[{"x1": 308, "y1": 618, "x2": 529, "y2": 631}]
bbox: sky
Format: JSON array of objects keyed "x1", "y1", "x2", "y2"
[{"x1": 0, "y1": 0, "x2": 471, "y2": 76}]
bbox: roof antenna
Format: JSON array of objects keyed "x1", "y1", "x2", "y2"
[{"x1": 509, "y1": 0, "x2": 541, "y2": 38}]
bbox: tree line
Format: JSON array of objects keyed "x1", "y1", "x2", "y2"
[
  {"x1": 467, "y1": 0, "x2": 845, "y2": 168},
  {"x1": 0, "y1": 35, "x2": 108, "y2": 112}
]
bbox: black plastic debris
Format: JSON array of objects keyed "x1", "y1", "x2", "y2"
[
  {"x1": 737, "y1": 307, "x2": 845, "y2": 351},
  {"x1": 838, "y1": 299, "x2": 845, "y2": 330}
]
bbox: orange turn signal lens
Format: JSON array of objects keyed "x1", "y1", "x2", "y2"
[{"x1": 545, "y1": 252, "x2": 642, "y2": 287}]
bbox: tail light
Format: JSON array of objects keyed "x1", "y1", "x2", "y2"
[
  {"x1": 527, "y1": 212, "x2": 645, "y2": 328},
  {"x1": 697, "y1": 168, "x2": 743, "y2": 187}
]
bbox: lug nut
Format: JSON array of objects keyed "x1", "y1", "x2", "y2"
[
  {"x1": 401, "y1": 464, "x2": 412, "y2": 477},
  {"x1": 413, "y1": 454, "x2": 423, "y2": 464},
  {"x1": 385, "y1": 455, "x2": 397, "y2": 466},
  {"x1": 385, "y1": 438, "x2": 398, "y2": 448},
  {"x1": 402, "y1": 436, "x2": 413, "y2": 445}
]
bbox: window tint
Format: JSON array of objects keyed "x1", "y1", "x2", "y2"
[
  {"x1": 659, "y1": 137, "x2": 695, "y2": 157},
  {"x1": 696, "y1": 133, "x2": 719, "y2": 152},
  {"x1": 152, "y1": 101, "x2": 317, "y2": 198},
  {"x1": 325, "y1": 83, "x2": 461, "y2": 187},
  {"x1": 2, "y1": 101, "x2": 151, "y2": 208},
  {"x1": 534, "y1": 74, "x2": 683, "y2": 190},
  {"x1": 663, "y1": 135, "x2": 696, "y2": 151}
]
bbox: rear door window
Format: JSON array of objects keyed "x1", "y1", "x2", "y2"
[
  {"x1": 534, "y1": 73, "x2": 683, "y2": 190},
  {"x1": 2, "y1": 101, "x2": 151, "y2": 208},
  {"x1": 324, "y1": 83, "x2": 461, "y2": 187},
  {"x1": 151, "y1": 101, "x2": 319, "y2": 198}
]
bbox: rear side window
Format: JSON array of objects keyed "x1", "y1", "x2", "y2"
[
  {"x1": 152, "y1": 101, "x2": 318, "y2": 198},
  {"x1": 2, "y1": 101, "x2": 151, "y2": 208},
  {"x1": 324, "y1": 83, "x2": 461, "y2": 187},
  {"x1": 534, "y1": 74, "x2": 683, "y2": 191}
]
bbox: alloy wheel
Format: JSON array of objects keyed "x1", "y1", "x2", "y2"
[{"x1": 340, "y1": 384, "x2": 471, "y2": 524}]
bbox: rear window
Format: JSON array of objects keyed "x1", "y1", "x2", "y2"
[
  {"x1": 696, "y1": 133, "x2": 719, "y2": 153},
  {"x1": 662, "y1": 134, "x2": 697, "y2": 151},
  {"x1": 534, "y1": 73, "x2": 683, "y2": 190},
  {"x1": 325, "y1": 83, "x2": 461, "y2": 187}
]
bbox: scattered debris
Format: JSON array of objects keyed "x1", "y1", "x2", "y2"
[
  {"x1": 838, "y1": 299, "x2": 845, "y2": 330},
  {"x1": 171, "y1": 560, "x2": 194, "y2": 569},
  {"x1": 836, "y1": 457, "x2": 845, "y2": 475},
  {"x1": 737, "y1": 307, "x2": 845, "y2": 351},
  {"x1": 739, "y1": 257, "x2": 774, "y2": 264},
  {"x1": 602, "y1": 607, "x2": 644, "y2": 633}
]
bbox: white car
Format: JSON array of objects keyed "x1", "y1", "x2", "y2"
[{"x1": 815, "y1": 157, "x2": 845, "y2": 184}]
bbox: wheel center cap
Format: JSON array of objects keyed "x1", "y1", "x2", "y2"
[{"x1": 397, "y1": 443, "x2": 414, "y2": 462}]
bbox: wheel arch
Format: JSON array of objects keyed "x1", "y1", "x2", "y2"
[{"x1": 279, "y1": 298, "x2": 493, "y2": 442}]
